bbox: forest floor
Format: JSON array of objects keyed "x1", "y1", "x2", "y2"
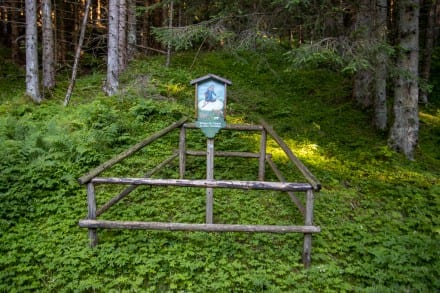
[{"x1": 1, "y1": 50, "x2": 439, "y2": 292}]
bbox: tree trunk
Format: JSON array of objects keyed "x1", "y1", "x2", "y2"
[
  {"x1": 42, "y1": 0, "x2": 56, "y2": 90},
  {"x1": 72, "y1": 1, "x2": 80, "y2": 47},
  {"x1": 105, "y1": 0, "x2": 119, "y2": 96},
  {"x1": 374, "y1": 0, "x2": 388, "y2": 130},
  {"x1": 389, "y1": 0, "x2": 420, "y2": 160},
  {"x1": 0, "y1": 5, "x2": 5, "y2": 42},
  {"x1": 141, "y1": 0, "x2": 151, "y2": 49},
  {"x1": 419, "y1": 0, "x2": 438, "y2": 104},
  {"x1": 119, "y1": 0, "x2": 127, "y2": 72},
  {"x1": 64, "y1": 0, "x2": 92, "y2": 106},
  {"x1": 166, "y1": 1, "x2": 174, "y2": 67},
  {"x1": 94, "y1": 0, "x2": 103, "y2": 26},
  {"x1": 127, "y1": 0, "x2": 137, "y2": 60},
  {"x1": 10, "y1": 0, "x2": 20, "y2": 63},
  {"x1": 25, "y1": 0, "x2": 41, "y2": 103},
  {"x1": 353, "y1": 0, "x2": 374, "y2": 108},
  {"x1": 56, "y1": 0, "x2": 67, "y2": 64}
]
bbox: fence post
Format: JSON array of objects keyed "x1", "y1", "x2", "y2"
[
  {"x1": 258, "y1": 129, "x2": 267, "y2": 180},
  {"x1": 87, "y1": 182, "x2": 98, "y2": 247},
  {"x1": 179, "y1": 126, "x2": 186, "y2": 178},
  {"x1": 206, "y1": 138, "x2": 214, "y2": 224},
  {"x1": 303, "y1": 189, "x2": 314, "y2": 268}
]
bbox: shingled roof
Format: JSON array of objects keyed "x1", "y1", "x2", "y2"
[{"x1": 190, "y1": 74, "x2": 232, "y2": 85}]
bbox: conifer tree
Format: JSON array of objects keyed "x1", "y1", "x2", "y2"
[
  {"x1": 25, "y1": 0, "x2": 41, "y2": 103},
  {"x1": 389, "y1": 0, "x2": 420, "y2": 159}
]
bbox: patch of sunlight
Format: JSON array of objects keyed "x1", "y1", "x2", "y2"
[
  {"x1": 245, "y1": 131, "x2": 333, "y2": 171},
  {"x1": 267, "y1": 137, "x2": 332, "y2": 166},
  {"x1": 227, "y1": 116, "x2": 248, "y2": 124},
  {"x1": 266, "y1": 142, "x2": 289, "y2": 162},
  {"x1": 293, "y1": 141, "x2": 334, "y2": 167},
  {"x1": 420, "y1": 111, "x2": 440, "y2": 126},
  {"x1": 166, "y1": 82, "x2": 186, "y2": 96}
]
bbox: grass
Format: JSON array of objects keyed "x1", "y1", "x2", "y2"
[{"x1": 0, "y1": 49, "x2": 439, "y2": 292}]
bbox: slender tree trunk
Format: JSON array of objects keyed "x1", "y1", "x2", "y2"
[
  {"x1": 57, "y1": 0, "x2": 66, "y2": 64},
  {"x1": 118, "y1": 0, "x2": 127, "y2": 72},
  {"x1": 419, "y1": 0, "x2": 438, "y2": 104},
  {"x1": 353, "y1": 0, "x2": 374, "y2": 108},
  {"x1": 142, "y1": 0, "x2": 151, "y2": 48},
  {"x1": 389, "y1": 0, "x2": 420, "y2": 160},
  {"x1": 10, "y1": 0, "x2": 20, "y2": 63},
  {"x1": 105, "y1": 0, "x2": 119, "y2": 96},
  {"x1": 0, "y1": 5, "x2": 5, "y2": 42},
  {"x1": 127, "y1": 0, "x2": 137, "y2": 60},
  {"x1": 42, "y1": 0, "x2": 56, "y2": 90},
  {"x1": 166, "y1": 1, "x2": 174, "y2": 67},
  {"x1": 25, "y1": 0, "x2": 41, "y2": 103},
  {"x1": 178, "y1": 1, "x2": 182, "y2": 27},
  {"x1": 64, "y1": 0, "x2": 92, "y2": 106},
  {"x1": 72, "y1": 1, "x2": 80, "y2": 46},
  {"x1": 95, "y1": 0, "x2": 103, "y2": 27},
  {"x1": 374, "y1": 0, "x2": 388, "y2": 130}
]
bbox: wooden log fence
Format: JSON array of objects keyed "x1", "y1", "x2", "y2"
[{"x1": 78, "y1": 118, "x2": 321, "y2": 268}]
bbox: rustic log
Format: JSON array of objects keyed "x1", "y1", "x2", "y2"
[
  {"x1": 184, "y1": 123, "x2": 263, "y2": 131},
  {"x1": 259, "y1": 119, "x2": 321, "y2": 191},
  {"x1": 258, "y1": 129, "x2": 267, "y2": 180},
  {"x1": 79, "y1": 219, "x2": 321, "y2": 233},
  {"x1": 78, "y1": 117, "x2": 187, "y2": 184},
  {"x1": 96, "y1": 153, "x2": 179, "y2": 217},
  {"x1": 266, "y1": 155, "x2": 305, "y2": 216},
  {"x1": 303, "y1": 189, "x2": 314, "y2": 268},
  {"x1": 91, "y1": 177, "x2": 313, "y2": 192},
  {"x1": 87, "y1": 183, "x2": 98, "y2": 247},
  {"x1": 185, "y1": 150, "x2": 260, "y2": 158}
]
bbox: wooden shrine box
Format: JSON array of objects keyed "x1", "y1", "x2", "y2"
[{"x1": 190, "y1": 74, "x2": 232, "y2": 138}]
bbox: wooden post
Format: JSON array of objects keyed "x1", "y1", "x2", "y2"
[
  {"x1": 303, "y1": 189, "x2": 314, "y2": 268},
  {"x1": 206, "y1": 138, "x2": 214, "y2": 224},
  {"x1": 179, "y1": 126, "x2": 186, "y2": 178},
  {"x1": 87, "y1": 182, "x2": 98, "y2": 247},
  {"x1": 258, "y1": 129, "x2": 267, "y2": 180}
]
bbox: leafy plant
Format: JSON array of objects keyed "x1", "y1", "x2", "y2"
[{"x1": 0, "y1": 50, "x2": 439, "y2": 292}]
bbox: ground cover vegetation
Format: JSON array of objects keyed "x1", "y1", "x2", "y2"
[{"x1": 0, "y1": 48, "x2": 439, "y2": 291}]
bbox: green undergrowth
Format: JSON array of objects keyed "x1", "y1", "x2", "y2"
[{"x1": 0, "y1": 50, "x2": 439, "y2": 292}]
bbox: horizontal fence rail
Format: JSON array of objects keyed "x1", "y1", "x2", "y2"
[
  {"x1": 184, "y1": 122, "x2": 263, "y2": 131},
  {"x1": 91, "y1": 177, "x2": 314, "y2": 192},
  {"x1": 79, "y1": 220, "x2": 321, "y2": 233}
]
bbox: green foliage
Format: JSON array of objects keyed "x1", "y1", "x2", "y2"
[
  {"x1": 0, "y1": 50, "x2": 439, "y2": 292},
  {"x1": 152, "y1": 20, "x2": 229, "y2": 51},
  {"x1": 285, "y1": 38, "x2": 396, "y2": 76},
  {"x1": 272, "y1": 0, "x2": 311, "y2": 9}
]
